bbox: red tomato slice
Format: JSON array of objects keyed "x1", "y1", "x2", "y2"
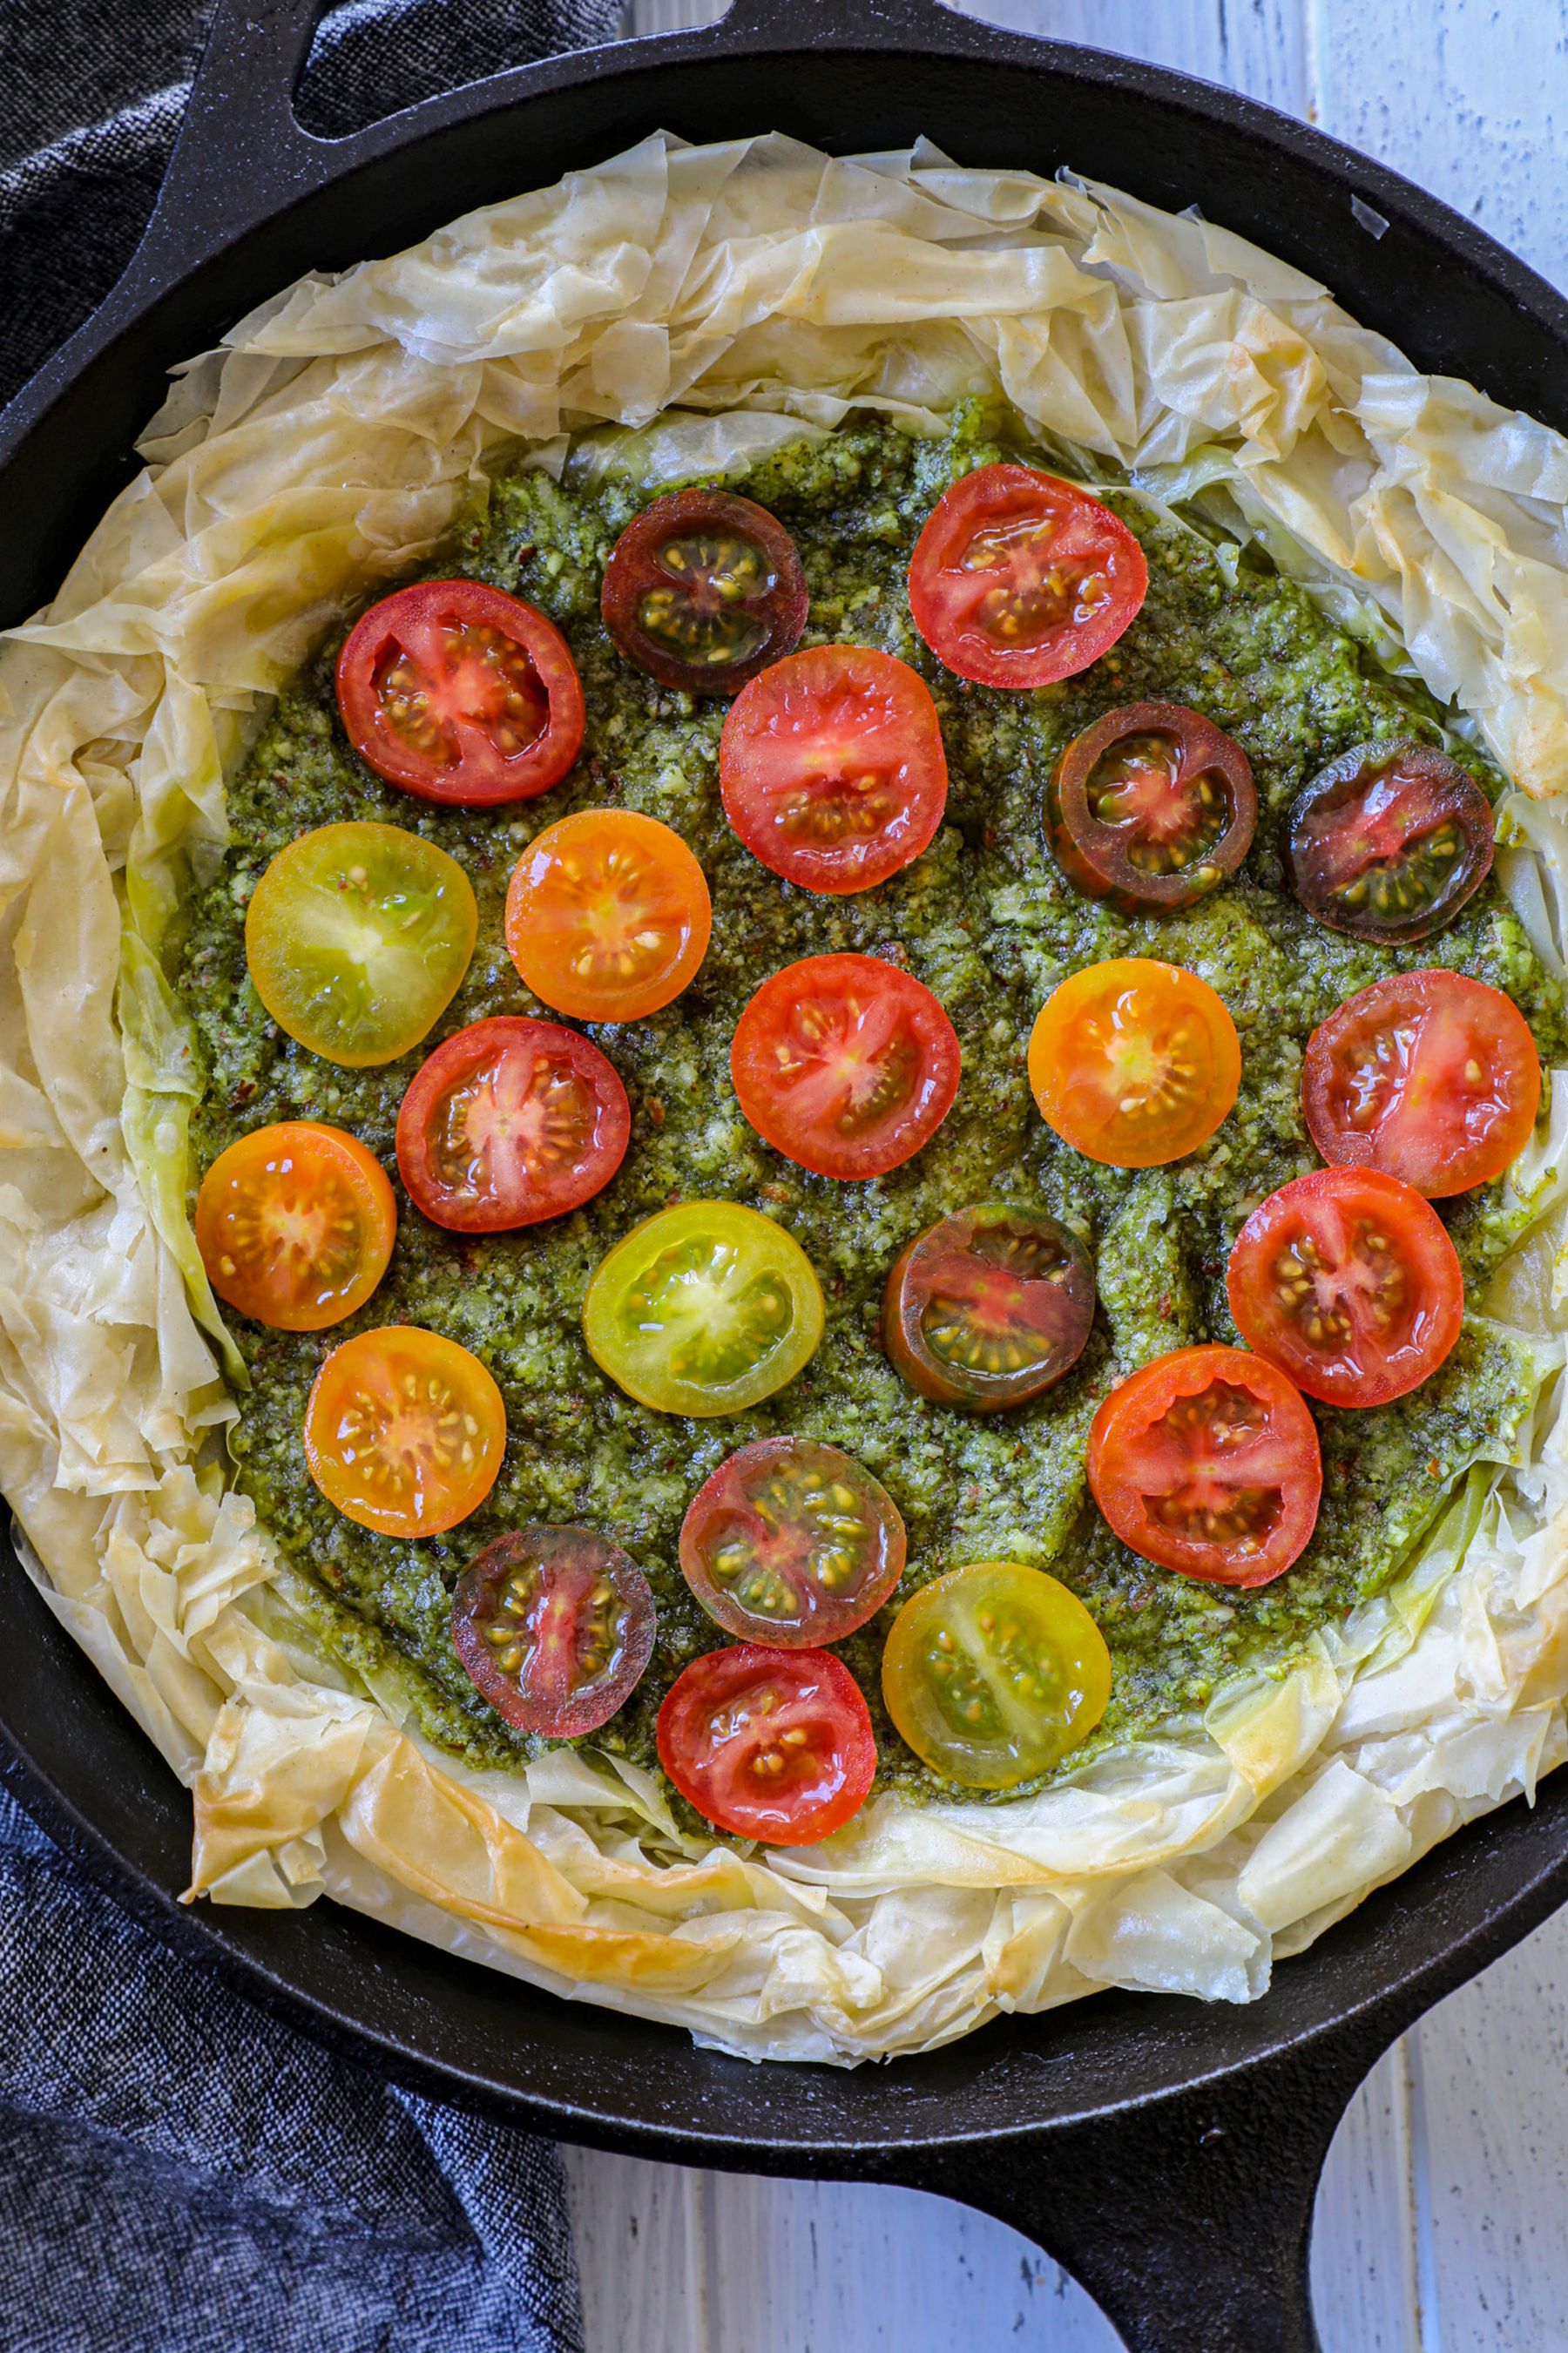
[
  {"x1": 395, "y1": 1016, "x2": 629, "y2": 1232},
  {"x1": 657, "y1": 1645, "x2": 876, "y2": 1844},
  {"x1": 1227, "y1": 1166, "x2": 1463, "y2": 1407},
  {"x1": 720, "y1": 646, "x2": 948, "y2": 895},
  {"x1": 451, "y1": 1526, "x2": 655, "y2": 1738},
  {"x1": 1302, "y1": 969, "x2": 1540, "y2": 1199},
  {"x1": 730, "y1": 952, "x2": 961, "y2": 1180},
  {"x1": 1087, "y1": 1343, "x2": 1321, "y2": 1587},
  {"x1": 336, "y1": 578, "x2": 585, "y2": 807},
  {"x1": 678, "y1": 1437, "x2": 906, "y2": 1645},
  {"x1": 908, "y1": 464, "x2": 1148, "y2": 688}
]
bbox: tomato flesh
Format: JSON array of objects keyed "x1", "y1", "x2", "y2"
[
  {"x1": 731, "y1": 952, "x2": 961, "y2": 1180},
  {"x1": 395, "y1": 1016, "x2": 629, "y2": 1233},
  {"x1": 1046, "y1": 700, "x2": 1256, "y2": 913},
  {"x1": 1302, "y1": 969, "x2": 1540, "y2": 1198},
  {"x1": 1288, "y1": 742, "x2": 1494, "y2": 943},
  {"x1": 1087, "y1": 1343, "x2": 1321, "y2": 1586},
  {"x1": 1227, "y1": 1166, "x2": 1463, "y2": 1408},
  {"x1": 883, "y1": 1204, "x2": 1095, "y2": 1410},
  {"x1": 600, "y1": 489, "x2": 808, "y2": 697},
  {"x1": 305, "y1": 1325, "x2": 506, "y2": 1538},
  {"x1": 336, "y1": 579, "x2": 585, "y2": 806},
  {"x1": 504, "y1": 808, "x2": 710, "y2": 1022},
  {"x1": 1028, "y1": 957, "x2": 1240, "y2": 1167},
  {"x1": 657, "y1": 1644, "x2": 875, "y2": 1843},
  {"x1": 245, "y1": 821, "x2": 477, "y2": 1069},
  {"x1": 908, "y1": 464, "x2": 1148, "y2": 688},
  {"x1": 881, "y1": 1561, "x2": 1111, "y2": 1788},
  {"x1": 451, "y1": 1526, "x2": 655, "y2": 1738},
  {"x1": 720, "y1": 646, "x2": 948, "y2": 895},
  {"x1": 583, "y1": 1202, "x2": 824, "y2": 1417},
  {"x1": 195, "y1": 1122, "x2": 395, "y2": 1332},
  {"x1": 679, "y1": 1437, "x2": 906, "y2": 1645}
]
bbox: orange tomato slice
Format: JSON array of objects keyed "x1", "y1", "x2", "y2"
[
  {"x1": 504, "y1": 808, "x2": 711, "y2": 1022},
  {"x1": 304, "y1": 1325, "x2": 506, "y2": 1537},
  {"x1": 194, "y1": 1122, "x2": 395, "y2": 1332},
  {"x1": 1028, "y1": 957, "x2": 1240, "y2": 1166}
]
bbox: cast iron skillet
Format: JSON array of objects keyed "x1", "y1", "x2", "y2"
[{"x1": 3, "y1": 4, "x2": 1568, "y2": 2346}]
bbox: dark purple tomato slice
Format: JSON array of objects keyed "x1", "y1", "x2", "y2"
[
  {"x1": 883, "y1": 1204, "x2": 1096, "y2": 1410},
  {"x1": 600, "y1": 489, "x2": 808, "y2": 697},
  {"x1": 678, "y1": 1437, "x2": 906, "y2": 1646},
  {"x1": 451, "y1": 1525, "x2": 656, "y2": 1738},
  {"x1": 1045, "y1": 700, "x2": 1257, "y2": 913},
  {"x1": 1287, "y1": 741, "x2": 1494, "y2": 943}
]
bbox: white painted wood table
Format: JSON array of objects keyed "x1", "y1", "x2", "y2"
[{"x1": 566, "y1": 3, "x2": 1568, "y2": 2345}]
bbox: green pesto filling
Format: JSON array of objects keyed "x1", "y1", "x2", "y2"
[{"x1": 175, "y1": 409, "x2": 1565, "y2": 1806}]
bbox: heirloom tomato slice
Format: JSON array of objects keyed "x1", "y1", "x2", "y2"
[
  {"x1": 1287, "y1": 742, "x2": 1494, "y2": 944},
  {"x1": 720, "y1": 645, "x2": 948, "y2": 895},
  {"x1": 504, "y1": 808, "x2": 710, "y2": 1022},
  {"x1": 600, "y1": 489, "x2": 808, "y2": 697},
  {"x1": 679, "y1": 1437, "x2": 906, "y2": 1645},
  {"x1": 336, "y1": 578, "x2": 585, "y2": 806},
  {"x1": 908, "y1": 463, "x2": 1147, "y2": 688},
  {"x1": 194, "y1": 1122, "x2": 395, "y2": 1331},
  {"x1": 304, "y1": 1325, "x2": 506, "y2": 1538},
  {"x1": 1087, "y1": 1343, "x2": 1321, "y2": 1587},
  {"x1": 881, "y1": 1561, "x2": 1111, "y2": 1789},
  {"x1": 452, "y1": 1525, "x2": 655, "y2": 1738},
  {"x1": 657, "y1": 1644, "x2": 875, "y2": 1844},
  {"x1": 1045, "y1": 700, "x2": 1256, "y2": 914},
  {"x1": 1028, "y1": 957, "x2": 1240, "y2": 1167},
  {"x1": 883, "y1": 1204, "x2": 1096, "y2": 1411},
  {"x1": 395, "y1": 1016, "x2": 629, "y2": 1233}
]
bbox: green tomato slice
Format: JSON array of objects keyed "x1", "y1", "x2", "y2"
[
  {"x1": 245, "y1": 821, "x2": 477, "y2": 1068},
  {"x1": 583, "y1": 1201, "x2": 824, "y2": 1417},
  {"x1": 882, "y1": 1560, "x2": 1111, "y2": 1788}
]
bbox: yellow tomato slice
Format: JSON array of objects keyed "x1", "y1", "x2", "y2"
[
  {"x1": 1027, "y1": 957, "x2": 1240, "y2": 1166},
  {"x1": 194, "y1": 1122, "x2": 395, "y2": 1331},
  {"x1": 505, "y1": 808, "x2": 711, "y2": 1022},
  {"x1": 304, "y1": 1325, "x2": 505, "y2": 1536}
]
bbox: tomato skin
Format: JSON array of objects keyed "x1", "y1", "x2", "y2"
[
  {"x1": 1227, "y1": 1166, "x2": 1463, "y2": 1408},
  {"x1": 1045, "y1": 700, "x2": 1257, "y2": 914},
  {"x1": 304, "y1": 1325, "x2": 506, "y2": 1538},
  {"x1": 1087, "y1": 1344, "x2": 1321, "y2": 1587},
  {"x1": 881, "y1": 1561, "x2": 1111, "y2": 1788},
  {"x1": 730, "y1": 952, "x2": 962, "y2": 1180},
  {"x1": 678, "y1": 1437, "x2": 906, "y2": 1646},
  {"x1": 1028, "y1": 957, "x2": 1240, "y2": 1168},
  {"x1": 1302, "y1": 969, "x2": 1540, "y2": 1199},
  {"x1": 601, "y1": 489, "x2": 808, "y2": 697},
  {"x1": 451, "y1": 1526, "x2": 655, "y2": 1738},
  {"x1": 883, "y1": 1204, "x2": 1096, "y2": 1411},
  {"x1": 1287, "y1": 742, "x2": 1494, "y2": 944},
  {"x1": 908, "y1": 464, "x2": 1148, "y2": 689},
  {"x1": 336, "y1": 578, "x2": 585, "y2": 807},
  {"x1": 395, "y1": 1016, "x2": 629, "y2": 1233},
  {"x1": 656, "y1": 1644, "x2": 875, "y2": 1844},
  {"x1": 720, "y1": 646, "x2": 948, "y2": 896},
  {"x1": 195, "y1": 1123, "x2": 395, "y2": 1332},
  {"x1": 504, "y1": 808, "x2": 711, "y2": 1022}
]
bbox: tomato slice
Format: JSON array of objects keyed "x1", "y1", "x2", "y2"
[
  {"x1": 336, "y1": 578, "x2": 585, "y2": 807},
  {"x1": 504, "y1": 808, "x2": 711, "y2": 1023},
  {"x1": 395, "y1": 1016, "x2": 629, "y2": 1233},
  {"x1": 730, "y1": 952, "x2": 961, "y2": 1180},
  {"x1": 678, "y1": 1437, "x2": 906, "y2": 1646},
  {"x1": 883, "y1": 1204, "x2": 1095, "y2": 1411},
  {"x1": 1287, "y1": 743, "x2": 1494, "y2": 944},
  {"x1": 1227, "y1": 1166, "x2": 1463, "y2": 1408},
  {"x1": 719, "y1": 646, "x2": 948, "y2": 895},
  {"x1": 881, "y1": 1561, "x2": 1111, "y2": 1789},
  {"x1": 583, "y1": 1202, "x2": 824, "y2": 1417},
  {"x1": 1045, "y1": 700, "x2": 1257, "y2": 913},
  {"x1": 908, "y1": 464, "x2": 1148, "y2": 689},
  {"x1": 1302, "y1": 969, "x2": 1541, "y2": 1199},
  {"x1": 451, "y1": 1525, "x2": 655, "y2": 1737},
  {"x1": 1028, "y1": 958, "x2": 1240, "y2": 1167},
  {"x1": 305, "y1": 1325, "x2": 506, "y2": 1537},
  {"x1": 600, "y1": 489, "x2": 808, "y2": 697},
  {"x1": 195, "y1": 1122, "x2": 395, "y2": 1332},
  {"x1": 656, "y1": 1644, "x2": 875, "y2": 1843},
  {"x1": 1087, "y1": 1344, "x2": 1321, "y2": 1587}
]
